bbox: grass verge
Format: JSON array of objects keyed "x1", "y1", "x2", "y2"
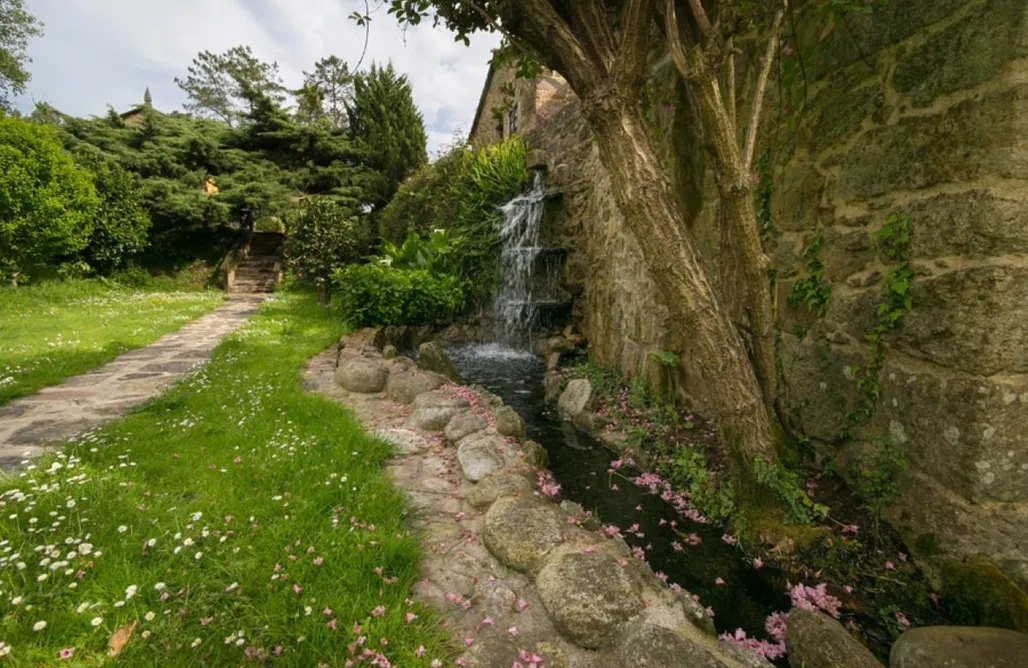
[
  {"x1": 0, "y1": 280, "x2": 224, "y2": 406},
  {"x1": 0, "y1": 291, "x2": 451, "y2": 666}
]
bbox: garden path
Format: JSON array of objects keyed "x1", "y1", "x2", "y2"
[{"x1": 0, "y1": 295, "x2": 266, "y2": 469}]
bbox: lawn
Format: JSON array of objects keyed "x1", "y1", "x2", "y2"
[
  {"x1": 0, "y1": 291, "x2": 452, "y2": 666},
  {"x1": 0, "y1": 280, "x2": 224, "y2": 406}
]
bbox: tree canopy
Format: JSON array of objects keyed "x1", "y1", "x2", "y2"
[{"x1": 0, "y1": 0, "x2": 43, "y2": 111}]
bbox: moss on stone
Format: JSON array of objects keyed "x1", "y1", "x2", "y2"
[{"x1": 942, "y1": 556, "x2": 1028, "y2": 632}]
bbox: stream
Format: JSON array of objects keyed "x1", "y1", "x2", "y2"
[{"x1": 447, "y1": 343, "x2": 792, "y2": 645}]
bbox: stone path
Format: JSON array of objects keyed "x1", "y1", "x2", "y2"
[{"x1": 0, "y1": 295, "x2": 266, "y2": 468}]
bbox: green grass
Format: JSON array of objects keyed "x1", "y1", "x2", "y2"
[
  {"x1": 0, "y1": 291, "x2": 452, "y2": 666},
  {"x1": 0, "y1": 279, "x2": 224, "y2": 406}
]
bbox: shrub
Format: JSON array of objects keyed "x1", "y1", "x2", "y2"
[
  {"x1": 0, "y1": 117, "x2": 99, "y2": 283},
  {"x1": 376, "y1": 135, "x2": 528, "y2": 306},
  {"x1": 285, "y1": 197, "x2": 364, "y2": 303},
  {"x1": 73, "y1": 149, "x2": 152, "y2": 273},
  {"x1": 332, "y1": 263, "x2": 465, "y2": 328},
  {"x1": 254, "y1": 216, "x2": 285, "y2": 233},
  {"x1": 376, "y1": 228, "x2": 453, "y2": 273}
]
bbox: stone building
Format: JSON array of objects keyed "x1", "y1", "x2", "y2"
[{"x1": 468, "y1": 0, "x2": 1028, "y2": 592}]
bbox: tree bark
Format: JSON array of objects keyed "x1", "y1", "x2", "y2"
[{"x1": 580, "y1": 90, "x2": 778, "y2": 496}]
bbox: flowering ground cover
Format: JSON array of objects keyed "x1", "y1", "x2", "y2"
[
  {"x1": 0, "y1": 280, "x2": 224, "y2": 406},
  {"x1": 0, "y1": 292, "x2": 451, "y2": 665}
]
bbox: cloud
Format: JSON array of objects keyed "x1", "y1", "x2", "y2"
[{"x1": 17, "y1": 0, "x2": 499, "y2": 153}]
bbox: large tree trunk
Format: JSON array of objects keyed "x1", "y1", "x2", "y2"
[
  {"x1": 580, "y1": 88, "x2": 778, "y2": 497},
  {"x1": 683, "y1": 46, "x2": 779, "y2": 413}
]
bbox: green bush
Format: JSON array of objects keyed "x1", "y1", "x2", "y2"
[
  {"x1": 376, "y1": 135, "x2": 528, "y2": 306},
  {"x1": 0, "y1": 117, "x2": 100, "y2": 282},
  {"x1": 332, "y1": 263, "x2": 465, "y2": 328},
  {"x1": 73, "y1": 148, "x2": 152, "y2": 273},
  {"x1": 254, "y1": 216, "x2": 285, "y2": 233},
  {"x1": 285, "y1": 197, "x2": 364, "y2": 302}
]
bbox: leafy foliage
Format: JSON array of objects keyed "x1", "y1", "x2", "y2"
[
  {"x1": 843, "y1": 211, "x2": 914, "y2": 432},
  {"x1": 0, "y1": 117, "x2": 99, "y2": 281},
  {"x1": 753, "y1": 457, "x2": 828, "y2": 525},
  {"x1": 851, "y1": 437, "x2": 908, "y2": 517},
  {"x1": 376, "y1": 135, "x2": 527, "y2": 306},
  {"x1": 0, "y1": 0, "x2": 42, "y2": 111},
  {"x1": 174, "y1": 45, "x2": 287, "y2": 127},
  {"x1": 788, "y1": 235, "x2": 831, "y2": 317},
  {"x1": 71, "y1": 149, "x2": 152, "y2": 273},
  {"x1": 332, "y1": 263, "x2": 465, "y2": 328},
  {"x1": 376, "y1": 228, "x2": 452, "y2": 273},
  {"x1": 348, "y1": 63, "x2": 427, "y2": 209},
  {"x1": 670, "y1": 447, "x2": 737, "y2": 524},
  {"x1": 285, "y1": 197, "x2": 364, "y2": 301},
  {"x1": 301, "y1": 55, "x2": 352, "y2": 130}
]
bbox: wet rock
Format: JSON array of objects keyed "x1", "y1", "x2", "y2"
[
  {"x1": 544, "y1": 372, "x2": 563, "y2": 403},
  {"x1": 382, "y1": 344, "x2": 398, "y2": 359},
  {"x1": 334, "y1": 357, "x2": 389, "y2": 393},
  {"x1": 890, "y1": 626, "x2": 1028, "y2": 668},
  {"x1": 467, "y1": 473, "x2": 534, "y2": 509},
  {"x1": 545, "y1": 335, "x2": 574, "y2": 355},
  {"x1": 456, "y1": 437, "x2": 505, "y2": 482},
  {"x1": 546, "y1": 351, "x2": 561, "y2": 371},
  {"x1": 405, "y1": 391, "x2": 469, "y2": 432},
  {"x1": 482, "y1": 496, "x2": 566, "y2": 573},
  {"x1": 417, "y1": 341, "x2": 462, "y2": 383},
  {"x1": 558, "y1": 379, "x2": 594, "y2": 421},
  {"x1": 786, "y1": 608, "x2": 883, "y2": 668},
  {"x1": 444, "y1": 412, "x2": 488, "y2": 443},
  {"x1": 386, "y1": 370, "x2": 447, "y2": 405},
  {"x1": 942, "y1": 556, "x2": 1028, "y2": 632},
  {"x1": 495, "y1": 406, "x2": 526, "y2": 438},
  {"x1": 605, "y1": 606, "x2": 767, "y2": 667},
  {"x1": 536, "y1": 546, "x2": 645, "y2": 649},
  {"x1": 521, "y1": 439, "x2": 549, "y2": 468}
]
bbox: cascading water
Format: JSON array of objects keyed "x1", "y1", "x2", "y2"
[{"x1": 494, "y1": 171, "x2": 555, "y2": 347}]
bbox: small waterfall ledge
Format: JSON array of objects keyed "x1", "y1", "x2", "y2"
[{"x1": 493, "y1": 170, "x2": 571, "y2": 348}]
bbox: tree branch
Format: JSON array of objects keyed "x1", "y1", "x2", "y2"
[
  {"x1": 742, "y1": 3, "x2": 785, "y2": 173},
  {"x1": 569, "y1": 0, "x2": 618, "y2": 73},
  {"x1": 664, "y1": 0, "x2": 691, "y2": 80},
  {"x1": 726, "y1": 36, "x2": 736, "y2": 139},
  {"x1": 687, "y1": 0, "x2": 712, "y2": 37},
  {"x1": 455, "y1": 0, "x2": 541, "y2": 64},
  {"x1": 493, "y1": 0, "x2": 602, "y2": 92},
  {"x1": 614, "y1": 0, "x2": 654, "y2": 82}
]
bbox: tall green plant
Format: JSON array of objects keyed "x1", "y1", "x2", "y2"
[
  {"x1": 285, "y1": 197, "x2": 363, "y2": 304},
  {"x1": 0, "y1": 117, "x2": 99, "y2": 284}
]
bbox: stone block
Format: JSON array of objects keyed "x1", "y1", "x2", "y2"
[
  {"x1": 838, "y1": 87, "x2": 1028, "y2": 201},
  {"x1": 905, "y1": 190, "x2": 1028, "y2": 259},
  {"x1": 482, "y1": 496, "x2": 566, "y2": 574},
  {"x1": 893, "y1": 0, "x2": 1028, "y2": 108}
]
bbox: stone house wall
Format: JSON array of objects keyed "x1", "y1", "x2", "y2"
[{"x1": 503, "y1": 0, "x2": 1028, "y2": 589}]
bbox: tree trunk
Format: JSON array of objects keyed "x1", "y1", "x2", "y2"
[
  {"x1": 687, "y1": 63, "x2": 779, "y2": 413},
  {"x1": 580, "y1": 89, "x2": 778, "y2": 496}
]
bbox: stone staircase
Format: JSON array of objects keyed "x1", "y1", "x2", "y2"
[{"x1": 227, "y1": 232, "x2": 284, "y2": 294}]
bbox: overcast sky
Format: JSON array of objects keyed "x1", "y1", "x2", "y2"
[{"x1": 15, "y1": 0, "x2": 500, "y2": 155}]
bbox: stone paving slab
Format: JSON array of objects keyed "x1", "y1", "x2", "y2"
[{"x1": 0, "y1": 295, "x2": 265, "y2": 468}]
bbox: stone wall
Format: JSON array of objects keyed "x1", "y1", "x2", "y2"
[{"x1": 522, "y1": 0, "x2": 1028, "y2": 588}]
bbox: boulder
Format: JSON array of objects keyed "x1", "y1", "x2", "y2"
[
  {"x1": 417, "y1": 341, "x2": 462, "y2": 383},
  {"x1": 382, "y1": 344, "x2": 398, "y2": 359},
  {"x1": 890, "y1": 626, "x2": 1028, "y2": 668},
  {"x1": 456, "y1": 437, "x2": 505, "y2": 482},
  {"x1": 558, "y1": 379, "x2": 595, "y2": 421},
  {"x1": 444, "y1": 412, "x2": 488, "y2": 443},
  {"x1": 386, "y1": 370, "x2": 447, "y2": 405},
  {"x1": 536, "y1": 546, "x2": 645, "y2": 649},
  {"x1": 372, "y1": 428, "x2": 427, "y2": 455},
  {"x1": 546, "y1": 351, "x2": 562, "y2": 371},
  {"x1": 405, "y1": 390, "x2": 469, "y2": 432},
  {"x1": 521, "y1": 440, "x2": 549, "y2": 468},
  {"x1": 334, "y1": 357, "x2": 389, "y2": 393},
  {"x1": 604, "y1": 607, "x2": 768, "y2": 668},
  {"x1": 386, "y1": 355, "x2": 415, "y2": 372},
  {"x1": 467, "y1": 472, "x2": 534, "y2": 509},
  {"x1": 786, "y1": 608, "x2": 883, "y2": 668},
  {"x1": 482, "y1": 496, "x2": 566, "y2": 573},
  {"x1": 495, "y1": 405, "x2": 526, "y2": 438},
  {"x1": 942, "y1": 556, "x2": 1028, "y2": 632}
]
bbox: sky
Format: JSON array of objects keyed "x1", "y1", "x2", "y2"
[{"x1": 15, "y1": 0, "x2": 500, "y2": 155}]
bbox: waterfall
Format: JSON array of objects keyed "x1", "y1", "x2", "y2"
[{"x1": 494, "y1": 171, "x2": 552, "y2": 347}]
